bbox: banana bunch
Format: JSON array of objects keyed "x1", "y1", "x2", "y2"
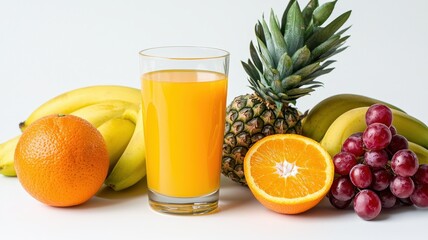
[
  {"x1": 302, "y1": 94, "x2": 428, "y2": 163},
  {"x1": 0, "y1": 85, "x2": 146, "y2": 191}
]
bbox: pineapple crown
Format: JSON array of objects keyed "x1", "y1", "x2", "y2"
[{"x1": 242, "y1": 0, "x2": 351, "y2": 109}]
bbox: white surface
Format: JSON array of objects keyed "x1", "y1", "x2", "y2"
[{"x1": 0, "y1": 0, "x2": 427, "y2": 239}]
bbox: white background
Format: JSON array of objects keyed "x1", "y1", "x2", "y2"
[{"x1": 0, "y1": 0, "x2": 427, "y2": 239}]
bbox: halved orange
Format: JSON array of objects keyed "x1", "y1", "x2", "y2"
[{"x1": 244, "y1": 134, "x2": 334, "y2": 214}]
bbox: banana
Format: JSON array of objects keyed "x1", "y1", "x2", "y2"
[
  {"x1": 409, "y1": 142, "x2": 428, "y2": 165},
  {"x1": 0, "y1": 136, "x2": 20, "y2": 177},
  {"x1": 302, "y1": 94, "x2": 405, "y2": 142},
  {"x1": 69, "y1": 100, "x2": 137, "y2": 128},
  {"x1": 97, "y1": 117, "x2": 135, "y2": 172},
  {"x1": 104, "y1": 105, "x2": 146, "y2": 191},
  {"x1": 20, "y1": 85, "x2": 141, "y2": 131},
  {"x1": 320, "y1": 106, "x2": 428, "y2": 157}
]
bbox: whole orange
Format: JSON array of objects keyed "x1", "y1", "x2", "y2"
[{"x1": 14, "y1": 114, "x2": 109, "y2": 207}]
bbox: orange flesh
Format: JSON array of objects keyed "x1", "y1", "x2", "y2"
[{"x1": 250, "y1": 138, "x2": 328, "y2": 198}]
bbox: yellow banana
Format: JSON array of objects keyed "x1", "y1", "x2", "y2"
[
  {"x1": 97, "y1": 117, "x2": 135, "y2": 172},
  {"x1": 409, "y1": 142, "x2": 428, "y2": 165},
  {"x1": 20, "y1": 85, "x2": 141, "y2": 131},
  {"x1": 320, "y1": 106, "x2": 428, "y2": 157},
  {"x1": 69, "y1": 100, "x2": 137, "y2": 128},
  {"x1": 302, "y1": 94, "x2": 405, "y2": 142},
  {"x1": 0, "y1": 136, "x2": 20, "y2": 176},
  {"x1": 104, "y1": 105, "x2": 146, "y2": 191}
]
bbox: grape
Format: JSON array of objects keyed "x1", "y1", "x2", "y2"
[
  {"x1": 342, "y1": 133, "x2": 365, "y2": 157},
  {"x1": 390, "y1": 176, "x2": 415, "y2": 198},
  {"x1": 365, "y1": 104, "x2": 393, "y2": 127},
  {"x1": 413, "y1": 164, "x2": 428, "y2": 185},
  {"x1": 399, "y1": 197, "x2": 414, "y2": 206},
  {"x1": 350, "y1": 164, "x2": 373, "y2": 189},
  {"x1": 330, "y1": 176, "x2": 355, "y2": 201},
  {"x1": 363, "y1": 123, "x2": 392, "y2": 151},
  {"x1": 353, "y1": 189, "x2": 382, "y2": 220},
  {"x1": 410, "y1": 184, "x2": 428, "y2": 208},
  {"x1": 387, "y1": 134, "x2": 408, "y2": 156},
  {"x1": 391, "y1": 149, "x2": 419, "y2": 177},
  {"x1": 350, "y1": 132, "x2": 363, "y2": 138},
  {"x1": 389, "y1": 125, "x2": 397, "y2": 136},
  {"x1": 328, "y1": 195, "x2": 352, "y2": 209},
  {"x1": 378, "y1": 189, "x2": 396, "y2": 209},
  {"x1": 371, "y1": 169, "x2": 392, "y2": 191},
  {"x1": 333, "y1": 152, "x2": 358, "y2": 175},
  {"x1": 364, "y1": 150, "x2": 389, "y2": 168},
  {"x1": 326, "y1": 106, "x2": 428, "y2": 216}
]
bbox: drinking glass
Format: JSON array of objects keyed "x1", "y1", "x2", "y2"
[{"x1": 139, "y1": 46, "x2": 229, "y2": 215}]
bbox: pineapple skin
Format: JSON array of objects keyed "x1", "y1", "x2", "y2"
[{"x1": 222, "y1": 94, "x2": 303, "y2": 185}]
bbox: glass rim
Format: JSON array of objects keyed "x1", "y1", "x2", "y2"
[{"x1": 139, "y1": 46, "x2": 230, "y2": 60}]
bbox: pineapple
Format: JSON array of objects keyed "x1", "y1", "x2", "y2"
[{"x1": 222, "y1": 0, "x2": 351, "y2": 185}]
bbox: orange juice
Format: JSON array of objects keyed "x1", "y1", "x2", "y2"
[{"x1": 141, "y1": 69, "x2": 227, "y2": 197}]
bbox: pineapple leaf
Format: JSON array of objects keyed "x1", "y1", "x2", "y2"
[
  {"x1": 297, "y1": 79, "x2": 323, "y2": 88},
  {"x1": 277, "y1": 52, "x2": 293, "y2": 79},
  {"x1": 255, "y1": 21, "x2": 266, "y2": 45},
  {"x1": 295, "y1": 76, "x2": 316, "y2": 87},
  {"x1": 243, "y1": 0, "x2": 351, "y2": 105},
  {"x1": 310, "y1": 80, "x2": 323, "y2": 85},
  {"x1": 260, "y1": 56, "x2": 275, "y2": 83},
  {"x1": 309, "y1": 84, "x2": 324, "y2": 89},
  {"x1": 282, "y1": 75, "x2": 302, "y2": 90},
  {"x1": 278, "y1": 93, "x2": 289, "y2": 98},
  {"x1": 249, "y1": 74, "x2": 270, "y2": 100},
  {"x1": 281, "y1": 0, "x2": 297, "y2": 32},
  {"x1": 252, "y1": 60, "x2": 269, "y2": 87},
  {"x1": 250, "y1": 41, "x2": 263, "y2": 72},
  {"x1": 284, "y1": 1, "x2": 305, "y2": 56},
  {"x1": 253, "y1": 63, "x2": 269, "y2": 88},
  {"x1": 247, "y1": 68, "x2": 260, "y2": 85},
  {"x1": 267, "y1": 91, "x2": 280, "y2": 101},
  {"x1": 248, "y1": 80, "x2": 259, "y2": 91},
  {"x1": 304, "y1": 24, "x2": 317, "y2": 41},
  {"x1": 257, "y1": 37, "x2": 275, "y2": 76},
  {"x1": 269, "y1": 9, "x2": 288, "y2": 66},
  {"x1": 306, "y1": 10, "x2": 351, "y2": 50},
  {"x1": 316, "y1": 35, "x2": 349, "y2": 63},
  {"x1": 273, "y1": 79, "x2": 283, "y2": 93},
  {"x1": 308, "y1": 67, "x2": 335, "y2": 79},
  {"x1": 242, "y1": 60, "x2": 259, "y2": 81},
  {"x1": 294, "y1": 62, "x2": 321, "y2": 78},
  {"x1": 307, "y1": 60, "x2": 336, "y2": 77},
  {"x1": 257, "y1": 37, "x2": 274, "y2": 66},
  {"x1": 294, "y1": 62, "x2": 335, "y2": 87},
  {"x1": 287, "y1": 95, "x2": 308, "y2": 102},
  {"x1": 336, "y1": 25, "x2": 352, "y2": 36},
  {"x1": 320, "y1": 60, "x2": 336, "y2": 69},
  {"x1": 332, "y1": 35, "x2": 350, "y2": 45},
  {"x1": 286, "y1": 87, "x2": 315, "y2": 96},
  {"x1": 302, "y1": 0, "x2": 319, "y2": 27},
  {"x1": 311, "y1": 35, "x2": 340, "y2": 60},
  {"x1": 261, "y1": 17, "x2": 275, "y2": 64},
  {"x1": 291, "y1": 45, "x2": 311, "y2": 70},
  {"x1": 250, "y1": 86, "x2": 268, "y2": 102},
  {"x1": 312, "y1": 0, "x2": 337, "y2": 26},
  {"x1": 318, "y1": 45, "x2": 348, "y2": 62}
]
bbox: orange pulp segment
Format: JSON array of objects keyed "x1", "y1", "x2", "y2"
[{"x1": 244, "y1": 134, "x2": 334, "y2": 214}]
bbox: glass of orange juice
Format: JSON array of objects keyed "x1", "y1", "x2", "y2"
[{"x1": 139, "y1": 46, "x2": 229, "y2": 215}]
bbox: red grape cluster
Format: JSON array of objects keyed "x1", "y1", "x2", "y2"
[{"x1": 328, "y1": 104, "x2": 428, "y2": 220}]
